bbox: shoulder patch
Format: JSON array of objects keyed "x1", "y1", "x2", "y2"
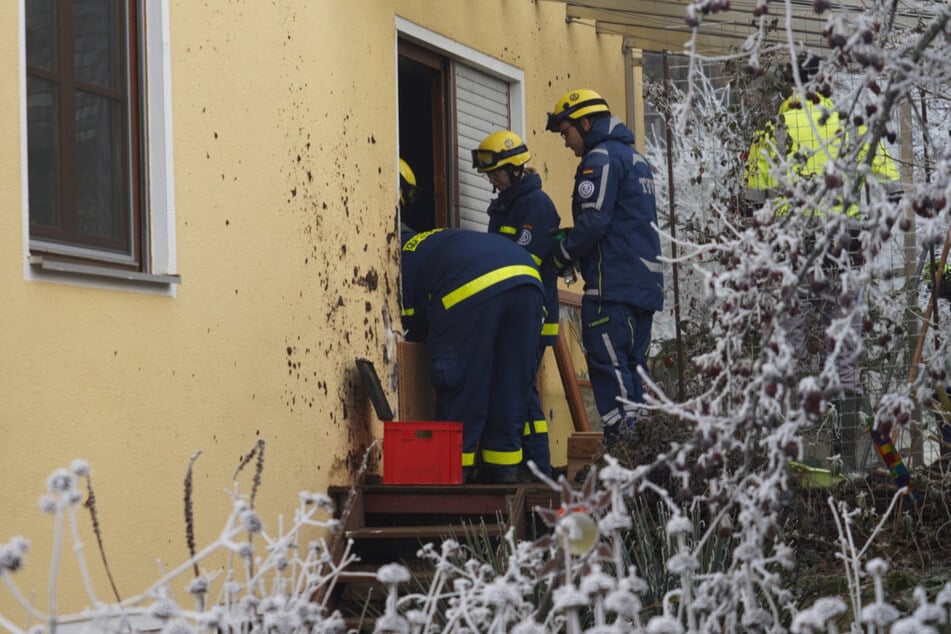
[
  {"x1": 577, "y1": 180, "x2": 596, "y2": 199},
  {"x1": 516, "y1": 229, "x2": 532, "y2": 246}
]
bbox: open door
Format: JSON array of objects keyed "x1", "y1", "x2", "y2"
[{"x1": 398, "y1": 39, "x2": 449, "y2": 231}]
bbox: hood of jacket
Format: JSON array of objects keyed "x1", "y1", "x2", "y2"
[
  {"x1": 487, "y1": 171, "x2": 543, "y2": 217},
  {"x1": 583, "y1": 115, "x2": 635, "y2": 152}
]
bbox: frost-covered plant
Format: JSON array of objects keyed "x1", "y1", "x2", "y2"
[
  {"x1": 3, "y1": 454, "x2": 951, "y2": 633},
  {"x1": 369, "y1": 460, "x2": 948, "y2": 633},
  {"x1": 0, "y1": 457, "x2": 357, "y2": 633},
  {"x1": 4, "y1": 3, "x2": 951, "y2": 633},
  {"x1": 634, "y1": 0, "x2": 951, "y2": 629}
]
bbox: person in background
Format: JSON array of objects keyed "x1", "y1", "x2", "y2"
[
  {"x1": 399, "y1": 158, "x2": 418, "y2": 212},
  {"x1": 545, "y1": 89, "x2": 665, "y2": 451},
  {"x1": 471, "y1": 130, "x2": 561, "y2": 480},
  {"x1": 744, "y1": 52, "x2": 902, "y2": 471},
  {"x1": 399, "y1": 166, "x2": 544, "y2": 483}
]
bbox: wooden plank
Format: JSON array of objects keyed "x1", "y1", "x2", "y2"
[
  {"x1": 362, "y1": 491, "x2": 511, "y2": 515},
  {"x1": 568, "y1": 432, "x2": 604, "y2": 457},
  {"x1": 312, "y1": 487, "x2": 365, "y2": 606},
  {"x1": 554, "y1": 328, "x2": 591, "y2": 432},
  {"x1": 567, "y1": 432, "x2": 604, "y2": 481},
  {"x1": 397, "y1": 341, "x2": 436, "y2": 421},
  {"x1": 555, "y1": 290, "x2": 591, "y2": 432},
  {"x1": 346, "y1": 524, "x2": 504, "y2": 540}
]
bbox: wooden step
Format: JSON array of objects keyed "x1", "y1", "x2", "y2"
[
  {"x1": 334, "y1": 561, "x2": 436, "y2": 603},
  {"x1": 345, "y1": 522, "x2": 504, "y2": 540},
  {"x1": 361, "y1": 488, "x2": 515, "y2": 515},
  {"x1": 317, "y1": 481, "x2": 565, "y2": 625},
  {"x1": 567, "y1": 432, "x2": 604, "y2": 481}
]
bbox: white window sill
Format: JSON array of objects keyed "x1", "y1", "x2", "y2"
[{"x1": 28, "y1": 255, "x2": 181, "y2": 290}]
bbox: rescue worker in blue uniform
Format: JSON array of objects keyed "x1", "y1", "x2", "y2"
[
  {"x1": 400, "y1": 226, "x2": 545, "y2": 484},
  {"x1": 471, "y1": 130, "x2": 561, "y2": 479},
  {"x1": 546, "y1": 89, "x2": 665, "y2": 447}
]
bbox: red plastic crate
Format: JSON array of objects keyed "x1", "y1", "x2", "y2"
[{"x1": 383, "y1": 421, "x2": 463, "y2": 485}]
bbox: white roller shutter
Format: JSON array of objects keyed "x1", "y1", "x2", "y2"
[{"x1": 455, "y1": 64, "x2": 510, "y2": 232}]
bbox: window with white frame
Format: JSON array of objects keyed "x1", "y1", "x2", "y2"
[
  {"x1": 396, "y1": 17, "x2": 525, "y2": 233},
  {"x1": 23, "y1": 0, "x2": 178, "y2": 289}
]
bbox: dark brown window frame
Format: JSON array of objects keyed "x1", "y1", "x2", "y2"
[
  {"x1": 26, "y1": 0, "x2": 143, "y2": 270},
  {"x1": 398, "y1": 39, "x2": 451, "y2": 229}
]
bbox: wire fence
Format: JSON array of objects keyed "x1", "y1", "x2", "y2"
[{"x1": 639, "y1": 49, "x2": 951, "y2": 468}]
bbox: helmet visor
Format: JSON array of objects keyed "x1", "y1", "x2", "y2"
[
  {"x1": 471, "y1": 148, "x2": 499, "y2": 171},
  {"x1": 471, "y1": 145, "x2": 529, "y2": 172}
]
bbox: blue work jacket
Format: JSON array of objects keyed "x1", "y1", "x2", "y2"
[
  {"x1": 400, "y1": 228, "x2": 543, "y2": 342},
  {"x1": 487, "y1": 172, "x2": 561, "y2": 346},
  {"x1": 559, "y1": 116, "x2": 664, "y2": 312}
]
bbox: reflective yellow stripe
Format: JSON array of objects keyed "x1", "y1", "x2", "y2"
[
  {"x1": 523, "y1": 419, "x2": 549, "y2": 435},
  {"x1": 499, "y1": 226, "x2": 517, "y2": 235},
  {"x1": 402, "y1": 228, "x2": 445, "y2": 252},
  {"x1": 462, "y1": 452, "x2": 475, "y2": 467},
  {"x1": 541, "y1": 322, "x2": 559, "y2": 336},
  {"x1": 441, "y1": 265, "x2": 541, "y2": 310},
  {"x1": 481, "y1": 447, "x2": 523, "y2": 466},
  {"x1": 531, "y1": 253, "x2": 543, "y2": 266},
  {"x1": 401, "y1": 308, "x2": 415, "y2": 317}
]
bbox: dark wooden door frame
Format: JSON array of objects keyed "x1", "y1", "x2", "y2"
[{"x1": 398, "y1": 39, "x2": 450, "y2": 228}]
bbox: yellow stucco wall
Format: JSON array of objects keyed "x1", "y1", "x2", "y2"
[{"x1": 0, "y1": 0, "x2": 629, "y2": 617}]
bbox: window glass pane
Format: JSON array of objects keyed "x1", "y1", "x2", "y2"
[
  {"x1": 73, "y1": 0, "x2": 120, "y2": 89},
  {"x1": 75, "y1": 90, "x2": 124, "y2": 241},
  {"x1": 27, "y1": 76, "x2": 61, "y2": 229},
  {"x1": 26, "y1": 0, "x2": 57, "y2": 71}
]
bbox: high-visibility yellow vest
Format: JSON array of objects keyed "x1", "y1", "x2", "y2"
[{"x1": 745, "y1": 94, "x2": 899, "y2": 216}]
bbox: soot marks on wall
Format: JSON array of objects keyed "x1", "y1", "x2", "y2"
[
  {"x1": 329, "y1": 365, "x2": 379, "y2": 479},
  {"x1": 352, "y1": 267, "x2": 379, "y2": 291},
  {"x1": 278, "y1": 104, "x2": 399, "y2": 477},
  {"x1": 283, "y1": 342, "x2": 319, "y2": 413}
]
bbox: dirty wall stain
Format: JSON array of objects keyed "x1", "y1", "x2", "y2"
[{"x1": 277, "y1": 100, "x2": 398, "y2": 479}]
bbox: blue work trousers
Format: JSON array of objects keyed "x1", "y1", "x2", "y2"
[
  {"x1": 428, "y1": 285, "x2": 544, "y2": 480},
  {"x1": 522, "y1": 344, "x2": 552, "y2": 476},
  {"x1": 581, "y1": 299, "x2": 654, "y2": 443}
]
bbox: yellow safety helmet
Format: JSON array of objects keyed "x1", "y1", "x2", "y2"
[
  {"x1": 399, "y1": 158, "x2": 417, "y2": 209},
  {"x1": 545, "y1": 88, "x2": 611, "y2": 132},
  {"x1": 471, "y1": 130, "x2": 531, "y2": 173}
]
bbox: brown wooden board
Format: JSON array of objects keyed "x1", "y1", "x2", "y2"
[{"x1": 397, "y1": 341, "x2": 436, "y2": 421}]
